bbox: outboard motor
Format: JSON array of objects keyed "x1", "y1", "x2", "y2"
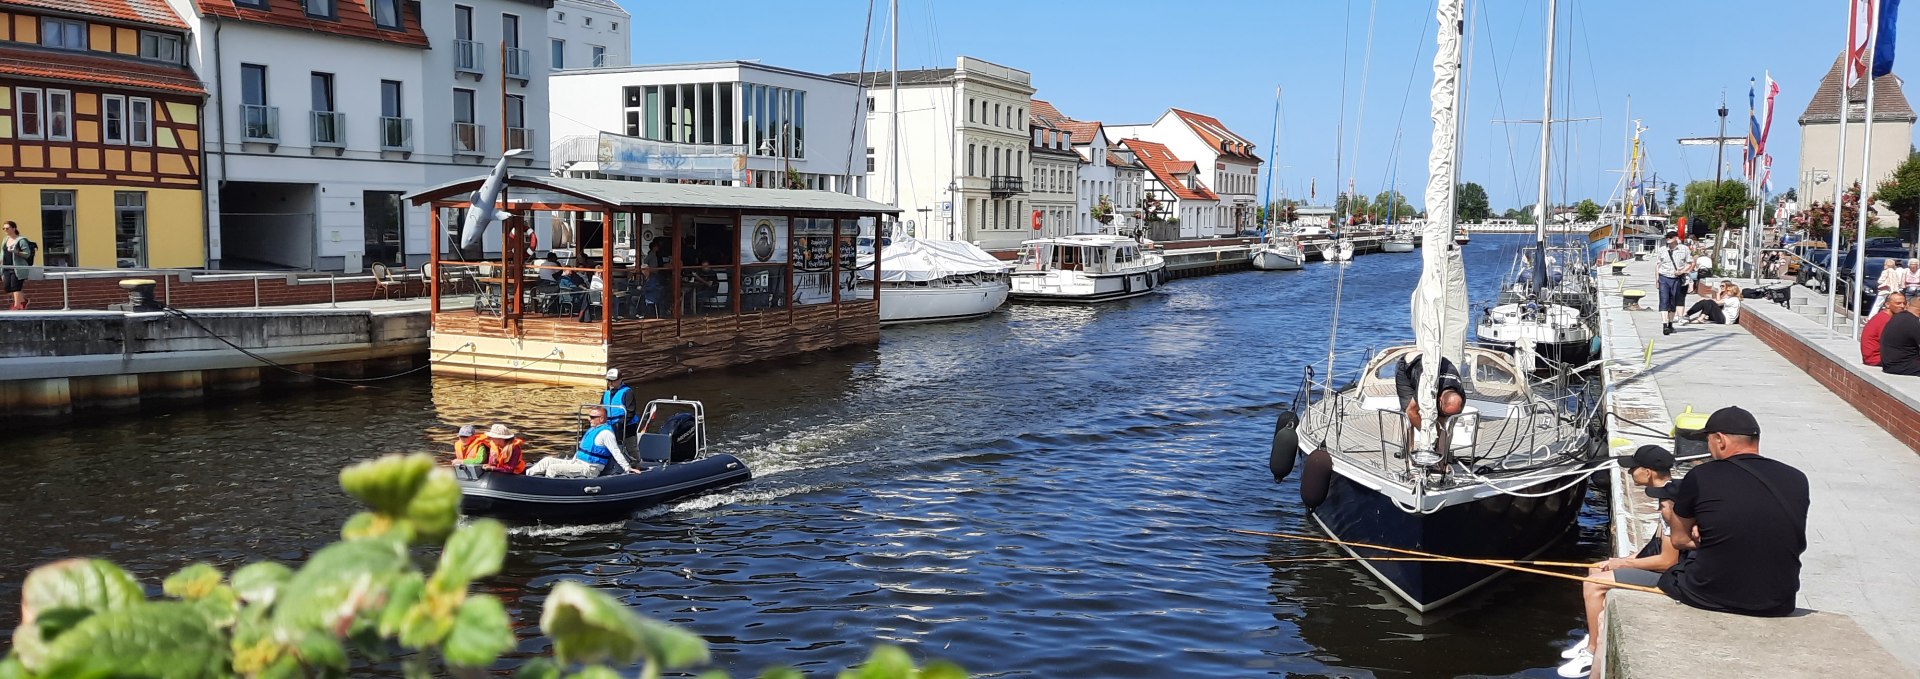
[
  {"x1": 1269, "y1": 410, "x2": 1300, "y2": 481},
  {"x1": 663, "y1": 413, "x2": 698, "y2": 463}
]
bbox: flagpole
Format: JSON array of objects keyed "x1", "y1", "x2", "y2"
[
  {"x1": 1854, "y1": 31, "x2": 1880, "y2": 339},
  {"x1": 1828, "y1": 8, "x2": 1861, "y2": 336}
]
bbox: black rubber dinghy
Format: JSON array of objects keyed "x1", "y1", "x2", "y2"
[{"x1": 456, "y1": 455, "x2": 751, "y2": 522}]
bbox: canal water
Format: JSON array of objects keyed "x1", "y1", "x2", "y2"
[{"x1": 0, "y1": 234, "x2": 1603, "y2": 678}]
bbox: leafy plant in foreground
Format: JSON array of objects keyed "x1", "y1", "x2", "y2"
[{"x1": 0, "y1": 453, "x2": 964, "y2": 679}]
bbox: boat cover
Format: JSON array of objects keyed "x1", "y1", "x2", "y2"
[{"x1": 858, "y1": 237, "x2": 1009, "y2": 282}]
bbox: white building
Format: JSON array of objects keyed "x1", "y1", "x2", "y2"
[
  {"x1": 838, "y1": 56, "x2": 1036, "y2": 249},
  {"x1": 1796, "y1": 53, "x2": 1914, "y2": 226},
  {"x1": 547, "y1": 61, "x2": 865, "y2": 195},
  {"x1": 171, "y1": 0, "x2": 553, "y2": 271},
  {"x1": 1108, "y1": 147, "x2": 1147, "y2": 237},
  {"x1": 1109, "y1": 108, "x2": 1261, "y2": 236},
  {"x1": 1119, "y1": 138, "x2": 1218, "y2": 240},
  {"x1": 549, "y1": 0, "x2": 628, "y2": 70},
  {"x1": 1028, "y1": 111, "x2": 1079, "y2": 238},
  {"x1": 1032, "y1": 100, "x2": 1105, "y2": 235}
]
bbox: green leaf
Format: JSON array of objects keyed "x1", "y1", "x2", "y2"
[
  {"x1": 540, "y1": 581, "x2": 649, "y2": 666},
  {"x1": 919, "y1": 661, "x2": 968, "y2": 679},
  {"x1": 843, "y1": 646, "x2": 913, "y2": 679},
  {"x1": 377, "y1": 572, "x2": 426, "y2": 638},
  {"x1": 436, "y1": 519, "x2": 508, "y2": 586},
  {"x1": 230, "y1": 561, "x2": 294, "y2": 606},
  {"x1": 291, "y1": 628, "x2": 348, "y2": 675},
  {"x1": 405, "y1": 469, "x2": 462, "y2": 544},
  {"x1": 162, "y1": 563, "x2": 224, "y2": 600},
  {"x1": 340, "y1": 453, "x2": 436, "y2": 515},
  {"x1": 0, "y1": 656, "x2": 28, "y2": 679},
  {"x1": 271, "y1": 538, "x2": 409, "y2": 634},
  {"x1": 38, "y1": 602, "x2": 227, "y2": 679},
  {"x1": 342, "y1": 511, "x2": 415, "y2": 543},
  {"x1": 699, "y1": 670, "x2": 735, "y2": 679},
  {"x1": 514, "y1": 658, "x2": 562, "y2": 679},
  {"x1": 444, "y1": 594, "x2": 515, "y2": 668},
  {"x1": 13, "y1": 558, "x2": 148, "y2": 672},
  {"x1": 397, "y1": 596, "x2": 457, "y2": 649}
]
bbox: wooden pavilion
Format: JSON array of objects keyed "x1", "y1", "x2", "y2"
[{"x1": 407, "y1": 176, "x2": 897, "y2": 386}]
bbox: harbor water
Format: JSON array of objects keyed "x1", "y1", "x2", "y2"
[{"x1": 0, "y1": 235, "x2": 1603, "y2": 677}]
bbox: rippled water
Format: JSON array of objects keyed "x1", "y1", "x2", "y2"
[{"x1": 0, "y1": 235, "x2": 1604, "y2": 677}]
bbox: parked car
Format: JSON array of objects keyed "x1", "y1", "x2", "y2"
[{"x1": 1831, "y1": 246, "x2": 1911, "y2": 307}]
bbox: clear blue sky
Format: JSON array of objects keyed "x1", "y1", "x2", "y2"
[{"x1": 611, "y1": 0, "x2": 1917, "y2": 212}]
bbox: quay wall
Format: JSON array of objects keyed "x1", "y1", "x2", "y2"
[{"x1": 13, "y1": 270, "x2": 404, "y2": 311}]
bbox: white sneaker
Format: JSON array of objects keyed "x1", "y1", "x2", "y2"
[
  {"x1": 1560, "y1": 633, "x2": 1590, "y2": 659},
  {"x1": 1555, "y1": 647, "x2": 1593, "y2": 678}
]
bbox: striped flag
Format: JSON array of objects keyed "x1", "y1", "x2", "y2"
[
  {"x1": 1848, "y1": 0, "x2": 1877, "y2": 88},
  {"x1": 1745, "y1": 79, "x2": 1759, "y2": 180},
  {"x1": 1759, "y1": 73, "x2": 1779, "y2": 153}
]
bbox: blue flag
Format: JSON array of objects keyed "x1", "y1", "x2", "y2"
[{"x1": 1874, "y1": 0, "x2": 1901, "y2": 77}]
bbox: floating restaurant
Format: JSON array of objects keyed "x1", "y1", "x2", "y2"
[{"x1": 407, "y1": 176, "x2": 899, "y2": 386}]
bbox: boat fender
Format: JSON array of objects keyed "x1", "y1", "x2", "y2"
[
  {"x1": 1299, "y1": 448, "x2": 1334, "y2": 510},
  {"x1": 1269, "y1": 410, "x2": 1300, "y2": 481}
]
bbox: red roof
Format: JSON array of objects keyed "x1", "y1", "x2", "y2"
[
  {"x1": 4, "y1": 0, "x2": 187, "y2": 28},
  {"x1": 1029, "y1": 99, "x2": 1068, "y2": 127},
  {"x1": 0, "y1": 42, "x2": 203, "y2": 95},
  {"x1": 1121, "y1": 138, "x2": 1216, "y2": 201},
  {"x1": 1171, "y1": 108, "x2": 1262, "y2": 163},
  {"x1": 1029, "y1": 98, "x2": 1106, "y2": 148},
  {"x1": 195, "y1": 0, "x2": 430, "y2": 48},
  {"x1": 1059, "y1": 120, "x2": 1101, "y2": 145}
]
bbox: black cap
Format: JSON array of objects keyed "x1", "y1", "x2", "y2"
[
  {"x1": 1613, "y1": 445, "x2": 1675, "y2": 473},
  {"x1": 1645, "y1": 479, "x2": 1681, "y2": 501},
  {"x1": 1681, "y1": 406, "x2": 1762, "y2": 439},
  {"x1": 1666, "y1": 231, "x2": 1679, "y2": 239}
]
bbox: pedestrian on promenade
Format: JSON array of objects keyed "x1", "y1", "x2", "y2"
[
  {"x1": 1871, "y1": 258, "x2": 1908, "y2": 317},
  {"x1": 1662, "y1": 407, "x2": 1809, "y2": 617},
  {"x1": 1863, "y1": 293, "x2": 1906, "y2": 366},
  {"x1": 1904, "y1": 259, "x2": 1920, "y2": 297},
  {"x1": 1883, "y1": 298, "x2": 1920, "y2": 376},
  {"x1": 1655, "y1": 231, "x2": 1694, "y2": 336},
  {"x1": 2, "y1": 221, "x2": 34, "y2": 310},
  {"x1": 1557, "y1": 445, "x2": 1687, "y2": 678}
]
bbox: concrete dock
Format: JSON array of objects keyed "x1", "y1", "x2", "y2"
[{"x1": 1595, "y1": 256, "x2": 1920, "y2": 677}]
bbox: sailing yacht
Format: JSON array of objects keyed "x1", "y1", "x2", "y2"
[
  {"x1": 1251, "y1": 234, "x2": 1306, "y2": 270},
  {"x1": 1477, "y1": 242, "x2": 1598, "y2": 367},
  {"x1": 1273, "y1": 0, "x2": 1605, "y2": 612},
  {"x1": 859, "y1": 235, "x2": 1010, "y2": 325},
  {"x1": 1318, "y1": 237, "x2": 1356, "y2": 262},
  {"x1": 1382, "y1": 226, "x2": 1417, "y2": 253}
]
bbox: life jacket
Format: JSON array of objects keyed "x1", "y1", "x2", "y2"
[
  {"x1": 481, "y1": 438, "x2": 526, "y2": 474},
  {"x1": 575, "y1": 423, "x2": 614, "y2": 466},
  {"x1": 601, "y1": 385, "x2": 632, "y2": 424},
  {"x1": 454, "y1": 433, "x2": 490, "y2": 465}
]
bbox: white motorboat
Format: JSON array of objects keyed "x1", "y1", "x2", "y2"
[
  {"x1": 858, "y1": 237, "x2": 1010, "y2": 325},
  {"x1": 1318, "y1": 238, "x2": 1355, "y2": 262},
  {"x1": 1251, "y1": 235, "x2": 1305, "y2": 270},
  {"x1": 1381, "y1": 230, "x2": 1416, "y2": 253},
  {"x1": 1009, "y1": 234, "x2": 1166, "y2": 303}
]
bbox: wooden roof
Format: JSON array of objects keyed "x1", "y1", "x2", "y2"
[{"x1": 1799, "y1": 53, "x2": 1917, "y2": 124}]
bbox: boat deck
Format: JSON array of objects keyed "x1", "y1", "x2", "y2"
[{"x1": 1308, "y1": 400, "x2": 1587, "y2": 492}]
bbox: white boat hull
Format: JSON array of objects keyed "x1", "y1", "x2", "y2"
[
  {"x1": 1381, "y1": 239, "x2": 1416, "y2": 253},
  {"x1": 1318, "y1": 241, "x2": 1355, "y2": 262},
  {"x1": 879, "y1": 280, "x2": 1010, "y2": 325},
  {"x1": 1009, "y1": 262, "x2": 1165, "y2": 303},
  {"x1": 1251, "y1": 248, "x2": 1304, "y2": 270}
]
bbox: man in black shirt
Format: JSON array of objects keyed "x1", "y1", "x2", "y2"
[
  {"x1": 1660, "y1": 406, "x2": 1809, "y2": 617},
  {"x1": 1392, "y1": 352, "x2": 1465, "y2": 466},
  {"x1": 1882, "y1": 301, "x2": 1920, "y2": 376}
]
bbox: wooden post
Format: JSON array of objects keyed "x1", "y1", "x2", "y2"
[
  {"x1": 872, "y1": 212, "x2": 883, "y2": 310},
  {"x1": 600, "y1": 203, "x2": 613, "y2": 342},
  {"x1": 831, "y1": 217, "x2": 841, "y2": 305},
  {"x1": 731, "y1": 210, "x2": 743, "y2": 315},
  {"x1": 786, "y1": 213, "x2": 796, "y2": 325},
  {"x1": 669, "y1": 207, "x2": 682, "y2": 338},
  {"x1": 428, "y1": 205, "x2": 441, "y2": 315}
]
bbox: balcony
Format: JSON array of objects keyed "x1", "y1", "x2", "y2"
[
  {"x1": 453, "y1": 122, "x2": 485, "y2": 156},
  {"x1": 505, "y1": 126, "x2": 534, "y2": 154},
  {"x1": 453, "y1": 39, "x2": 485, "y2": 75},
  {"x1": 310, "y1": 111, "x2": 345, "y2": 147},
  {"x1": 990, "y1": 175, "x2": 1025, "y2": 198},
  {"x1": 379, "y1": 116, "x2": 413, "y2": 152},
  {"x1": 241, "y1": 104, "x2": 278, "y2": 143},
  {"x1": 503, "y1": 46, "x2": 530, "y2": 81}
]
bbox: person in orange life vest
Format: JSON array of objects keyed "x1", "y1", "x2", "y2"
[
  {"x1": 454, "y1": 424, "x2": 490, "y2": 465},
  {"x1": 454, "y1": 424, "x2": 527, "y2": 473}
]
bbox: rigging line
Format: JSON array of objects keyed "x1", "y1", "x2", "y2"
[
  {"x1": 1379, "y1": 0, "x2": 1438, "y2": 195},
  {"x1": 1477, "y1": 2, "x2": 1527, "y2": 212},
  {"x1": 842, "y1": 0, "x2": 877, "y2": 194},
  {"x1": 1323, "y1": 0, "x2": 1355, "y2": 405},
  {"x1": 1575, "y1": 0, "x2": 1608, "y2": 200},
  {"x1": 1346, "y1": 0, "x2": 1381, "y2": 196}
]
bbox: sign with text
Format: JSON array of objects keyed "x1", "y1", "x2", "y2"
[{"x1": 597, "y1": 132, "x2": 746, "y2": 181}]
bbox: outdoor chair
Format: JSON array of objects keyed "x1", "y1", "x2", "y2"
[{"x1": 371, "y1": 262, "x2": 411, "y2": 299}]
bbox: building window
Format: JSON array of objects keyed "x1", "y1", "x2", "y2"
[
  {"x1": 611, "y1": 21, "x2": 619, "y2": 31},
  {"x1": 41, "y1": 190, "x2": 75, "y2": 268},
  {"x1": 103, "y1": 95, "x2": 126, "y2": 144},
  {"x1": 584, "y1": 16, "x2": 592, "y2": 26},
  {"x1": 236, "y1": 0, "x2": 266, "y2": 6},
  {"x1": 16, "y1": 88, "x2": 42, "y2": 140},
  {"x1": 303, "y1": 0, "x2": 334, "y2": 19},
  {"x1": 41, "y1": 18, "x2": 85, "y2": 50},
  {"x1": 381, "y1": 80, "x2": 403, "y2": 118},
  {"x1": 590, "y1": 45, "x2": 606, "y2": 67},
  {"x1": 866, "y1": 147, "x2": 875, "y2": 173},
  {"x1": 130, "y1": 97, "x2": 153, "y2": 146},
  {"x1": 311, "y1": 72, "x2": 335, "y2": 112},
  {"x1": 115, "y1": 192, "x2": 146, "y2": 268},
  {"x1": 506, "y1": 94, "x2": 525, "y2": 129},
  {"x1": 866, "y1": 96, "x2": 875, "y2": 113},
  {"x1": 967, "y1": 99, "x2": 974, "y2": 122},
  {"x1": 993, "y1": 103, "x2": 1000, "y2": 127},
  {"x1": 371, "y1": 0, "x2": 401, "y2": 28},
  {"x1": 139, "y1": 32, "x2": 182, "y2": 63},
  {"x1": 502, "y1": 13, "x2": 519, "y2": 48},
  {"x1": 242, "y1": 63, "x2": 268, "y2": 106},
  {"x1": 550, "y1": 38, "x2": 564, "y2": 69},
  {"x1": 46, "y1": 90, "x2": 71, "y2": 142},
  {"x1": 554, "y1": 10, "x2": 564, "y2": 21},
  {"x1": 967, "y1": 144, "x2": 974, "y2": 175}
]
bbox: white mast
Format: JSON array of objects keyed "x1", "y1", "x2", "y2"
[
  {"x1": 889, "y1": 0, "x2": 900, "y2": 214},
  {"x1": 1413, "y1": 0, "x2": 1467, "y2": 446},
  {"x1": 1530, "y1": 0, "x2": 1558, "y2": 296}
]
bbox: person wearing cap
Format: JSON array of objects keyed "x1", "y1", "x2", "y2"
[
  {"x1": 1558, "y1": 446, "x2": 1687, "y2": 677},
  {"x1": 1881, "y1": 296, "x2": 1920, "y2": 376},
  {"x1": 600, "y1": 368, "x2": 638, "y2": 438},
  {"x1": 1862, "y1": 293, "x2": 1906, "y2": 366},
  {"x1": 1393, "y1": 352, "x2": 1466, "y2": 466},
  {"x1": 1654, "y1": 231, "x2": 1694, "y2": 336},
  {"x1": 1662, "y1": 406, "x2": 1809, "y2": 617},
  {"x1": 453, "y1": 424, "x2": 526, "y2": 474},
  {"x1": 525, "y1": 406, "x2": 638, "y2": 478}
]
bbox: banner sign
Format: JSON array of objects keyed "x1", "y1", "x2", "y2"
[
  {"x1": 597, "y1": 132, "x2": 746, "y2": 181},
  {"x1": 741, "y1": 215, "x2": 789, "y2": 264}
]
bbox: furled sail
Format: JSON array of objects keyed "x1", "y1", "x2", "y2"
[{"x1": 1411, "y1": 0, "x2": 1471, "y2": 445}]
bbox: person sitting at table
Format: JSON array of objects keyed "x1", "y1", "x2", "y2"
[
  {"x1": 644, "y1": 237, "x2": 672, "y2": 317},
  {"x1": 578, "y1": 260, "x2": 605, "y2": 323}
]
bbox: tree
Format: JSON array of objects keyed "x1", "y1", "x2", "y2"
[
  {"x1": 1793, "y1": 182, "x2": 1878, "y2": 242},
  {"x1": 1874, "y1": 151, "x2": 1920, "y2": 242},
  {"x1": 1456, "y1": 182, "x2": 1492, "y2": 222},
  {"x1": 1680, "y1": 179, "x2": 1757, "y2": 274},
  {"x1": 1369, "y1": 189, "x2": 1415, "y2": 223},
  {"x1": 1664, "y1": 184, "x2": 1679, "y2": 214},
  {"x1": 1782, "y1": 187, "x2": 1799, "y2": 204},
  {"x1": 1575, "y1": 199, "x2": 1602, "y2": 223},
  {"x1": 1512, "y1": 205, "x2": 1537, "y2": 225}
]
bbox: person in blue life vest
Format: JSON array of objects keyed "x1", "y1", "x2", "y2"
[
  {"x1": 524, "y1": 406, "x2": 638, "y2": 478},
  {"x1": 601, "y1": 368, "x2": 638, "y2": 438}
]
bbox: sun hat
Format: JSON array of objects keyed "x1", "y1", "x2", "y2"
[{"x1": 486, "y1": 424, "x2": 516, "y2": 439}]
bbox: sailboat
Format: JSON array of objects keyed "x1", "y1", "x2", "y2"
[
  {"x1": 1251, "y1": 87, "x2": 1306, "y2": 271},
  {"x1": 1272, "y1": 0, "x2": 1605, "y2": 612},
  {"x1": 1318, "y1": 234, "x2": 1356, "y2": 262}
]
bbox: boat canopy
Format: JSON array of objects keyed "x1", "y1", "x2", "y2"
[{"x1": 858, "y1": 237, "x2": 1008, "y2": 282}]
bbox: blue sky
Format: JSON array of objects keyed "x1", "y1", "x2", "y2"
[{"x1": 611, "y1": 0, "x2": 1915, "y2": 212}]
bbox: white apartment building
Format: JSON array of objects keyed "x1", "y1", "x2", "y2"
[
  {"x1": 1108, "y1": 147, "x2": 1147, "y2": 237},
  {"x1": 1028, "y1": 112, "x2": 1079, "y2": 238},
  {"x1": 1119, "y1": 138, "x2": 1218, "y2": 240},
  {"x1": 549, "y1": 0, "x2": 627, "y2": 69},
  {"x1": 171, "y1": 0, "x2": 552, "y2": 271},
  {"x1": 547, "y1": 61, "x2": 865, "y2": 195},
  {"x1": 1109, "y1": 108, "x2": 1261, "y2": 236},
  {"x1": 838, "y1": 56, "x2": 1036, "y2": 249},
  {"x1": 1032, "y1": 99, "x2": 1127, "y2": 236}
]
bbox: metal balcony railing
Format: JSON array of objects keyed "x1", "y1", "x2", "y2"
[
  {"x1": 504, "y1": 46, "x2": 530, "y2": 80},
  {"x1": 310, "y1": 111, "x2": 345, "y2": 147},
  {"x1": 453, "y1": 122, "x2": 485, "y2": 155},
  {"x1": 242, "y1": 104, "x2": 278, "y2": 142},
  {"x1": 453, "y1": 39, "x2": 485, "y2": 74},
  {"x1": 380, "y1": 116, "x2": 413, "y2": 151},
  {"x1": 505, "y1": 126, "x2": 534, "y2": 154},
  {"x1": 990, "y1": 175, "x2": 1024, "y2": 197}
]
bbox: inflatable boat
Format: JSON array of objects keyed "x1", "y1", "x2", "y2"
[{"x1": 457, "y1": 399, "x2": 753, "y2": 522}]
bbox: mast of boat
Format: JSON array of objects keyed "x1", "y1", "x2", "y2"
[
  {"x1": 1529, "y1": 0, "x2": 1558, "y2": 299},
  {"x1": 1412, "y1": 0, "x2": 1468, "y2": 447},
  {"x1": 889, "y1": 0, "x2": 899, "y2": 214},
  {"x1": 1263, "y1": 86, "x2": 1282, "y2": 237}
]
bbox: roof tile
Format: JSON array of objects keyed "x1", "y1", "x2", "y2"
[
  {"x1": 196, "y1": 0, "x2": 430, "y2": 48},
  {"x1": 1799, "y1": 52, "x2": 1916, "y2": 123},
  {"x1": 6, "y1": 0, "x2": 186, "y2": 28},
  {"x1": 1120, "y1": 138, "x2": 1216, "y2": 201},
  {"x1": 1171, "y1": 108, "x2": 1262, "y2": 163},
  {"x1": 0, "y1": 42, "x2": 202, "y2": 94}
]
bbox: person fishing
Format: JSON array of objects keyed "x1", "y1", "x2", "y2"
[{"x1": 1557, "y1": 445, "x2": 1688, "y2": 677}]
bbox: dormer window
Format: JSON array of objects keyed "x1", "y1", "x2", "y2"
[
  {"x1": 305, "y1": 0, "x2": 335, "y2": 19},
  {"x1": 139, "y1": 31, "x2": 182, "y2": 63},
  {"x1": 41, "y1": 18, "x2": 86, "y2": 50},
  {"x1": 236, "y1": 0, "x2": 267, "y2": 7},
  {"x1": 370, "y1": 0, "x2": 401, "y2": 28}
]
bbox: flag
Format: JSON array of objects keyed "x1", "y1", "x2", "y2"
[
  {"x1": 1874, "y1": 0, "x2": 1902, "y2": 77},
  {"x1": 1762, "y1": 154, "x2": 1774, "y2": 194},
  {"x1": 1848, "y1": 0, "x2": 1877, "y2": 88},
  {"x1": 1759, "y1": 73, "x2": 1780, "y2": 154},
  {"x1": 1745, "y1": 78, "x2": 1759, "y2": 180}
]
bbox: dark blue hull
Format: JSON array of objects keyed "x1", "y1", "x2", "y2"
[
  {"x1": 457, "y1": 454, "x2": 752, "y2": 522},
  {"x1": 1310, "y1": 471, "x2": 1587, "y2": 611}
]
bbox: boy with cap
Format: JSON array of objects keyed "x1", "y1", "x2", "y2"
[
  {"x1": 1661, "y1": 406, "x2": 1808, "y2": 617},
  {"x1": 1558, "y1": 445, "x2": 1686, "y2": 678}
]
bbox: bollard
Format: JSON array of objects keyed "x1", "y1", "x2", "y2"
[{"x1": 109, "y1": 279, "x2": 163, "y2": 312}]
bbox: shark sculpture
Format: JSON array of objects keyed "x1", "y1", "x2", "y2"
[{"x1": 458, "y1": 148, "x2": 527, "y2": 251}]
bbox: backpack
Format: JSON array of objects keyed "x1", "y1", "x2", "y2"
[{"x1": 9, "y1": 237, "x2": 34, "y2": 266}]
